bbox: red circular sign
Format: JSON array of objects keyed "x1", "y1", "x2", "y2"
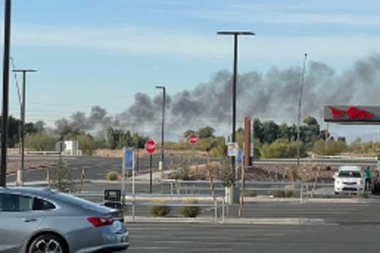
[
  {"x1": 145, "y1": 140, "x2": 156, "y2": 154},
  {"x1": 189, "y1": 134, "x2": 198, "y2": 145}
]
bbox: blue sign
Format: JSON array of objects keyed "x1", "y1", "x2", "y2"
[
  {"x1": 237, "y1": 150, "x2": 243, "y2": 166},
  {"x1": 124, "y1": 149, "x2": 134, "y2": 169}
]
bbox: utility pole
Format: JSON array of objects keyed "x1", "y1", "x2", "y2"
[
  {"x1": 0, "y1": 0, "x2": 12, "y2": 187},
  {"x1": 12, "y1": 69, "x2": 37, "y2": 186},
  {"x1": 217, "y1": 31, "x2": 255, "y2": 174},
  {"x1": 296, "y1": 53, "x2": 308, "y2": 168},
  {"x1": 155, "y1": 86, "x2": 166, "y2": 171}
]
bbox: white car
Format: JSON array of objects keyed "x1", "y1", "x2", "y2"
[{"x1": 334, "y1": 166, "x2": 365, "y2": 194}]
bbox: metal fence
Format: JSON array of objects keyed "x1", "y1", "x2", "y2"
[{"x1": 73, "y1": 192, "x2": 226, "y2": 224}]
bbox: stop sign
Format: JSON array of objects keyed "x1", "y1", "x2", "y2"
[
  {"x1": 145, "y1": 140, "x2": 156, "y2": 154},
  {"x1": 188, "y1": 134, "x2": 198, "y2": 145}
]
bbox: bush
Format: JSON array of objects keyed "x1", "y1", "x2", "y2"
[
  {"x1": 357, "y1": 192, "x2": 369, "y2": 198},
  {"x1": 76, "y1": 135, "x2": 97, "y2": 155},
  {"x1": 260, "y1": 139, "x2": 305, "y2": 158},
  {"x1": 312, "y1": 139, "x2": 347, "y2": 155},
  {"x1": 51, "y1": 158, "x2": 75, "y2": 193},
  {"x1": 172, "y1": 159, "x2": 194, "y2": 180},
  {"x1": 268, "y1": 185, "x2": 285, "y2": 197},
  {"x1": 24, "y1": 133, "x2": 56, "y2": 151},
  {"x1": 107, "y1": 171, "x2": 120, "y2": 181},
  {"x1": 180, "y1": 199, "x2": 201, "y2": 218},
  {"x1": 244, "y1": 190, "x2": 257, "y2": 197},
  {"x1": 150, "y1": 200, "x2": 171, "y2": 217},
  {"x1": 213, "y1": 159, "x2": 235, "y2": 187}
]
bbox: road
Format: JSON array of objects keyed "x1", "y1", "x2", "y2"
[
  {"x1": 127, "y1": 222, "x2": 379, "y2": 252},
  {"x1": 5, "y1": 155, "x2": 377, "y2": 182}
]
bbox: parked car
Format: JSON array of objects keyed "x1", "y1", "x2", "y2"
[
  {"x1": 334, "y1": 166, "x2": 365, "y2": 194},
  {"x1": 0, "y1": 186, "x2": 129, "y2": 253}
]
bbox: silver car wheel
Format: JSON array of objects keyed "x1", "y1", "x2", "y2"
[{"x1": 32, "y1": 238, "x2": 63, "y2": 253}]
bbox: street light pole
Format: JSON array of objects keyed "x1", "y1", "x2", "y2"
[
  {"x1": 296, "y1": 53, "x2": 308, "y2": 168},
  {"x1": 13, "y1": 69, "x2": 37, "y2": 186},
  {"x1": 217, "y1": 31, "x2": 255, "y2": 174},
  {"x1": 0, "y1": 0, "x2": 12, "y2": 187},
  {"x1": 155, "y1": 86, "x2": 166, "y2": 171}
]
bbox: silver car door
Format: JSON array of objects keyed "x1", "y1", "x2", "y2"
[{"x1": 0, "y1": 193, "x2": 44, "y2": 253}]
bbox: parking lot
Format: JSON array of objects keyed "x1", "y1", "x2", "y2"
[
  {"x1": 126, "y1": 223, "x2": 312, "y2": 252},
  {"x1": 126, "y1": 222, "x2": 380, "y2": 252}
]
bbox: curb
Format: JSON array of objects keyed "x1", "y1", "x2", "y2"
[{"x1": 124, "y1": 216, "x2": 331, "y2": 225}]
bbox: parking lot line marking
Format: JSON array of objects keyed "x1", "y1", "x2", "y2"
[
  {"x1": 189, "y1": 248, "x2": 233, "y2": 251},
  {"x1": 129, "y1": 246, "x2": 175, "y2": 250}
]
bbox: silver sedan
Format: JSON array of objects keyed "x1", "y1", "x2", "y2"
[{"x1": 0, "y1": 186, "x2": 129, "y2": 253}]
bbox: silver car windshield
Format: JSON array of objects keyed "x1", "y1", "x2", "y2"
[{"x1": 338, "y1": 171, "x2": 361, "y2": 178}]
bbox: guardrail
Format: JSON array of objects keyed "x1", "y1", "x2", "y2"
[
  {"x1": 311, "y1": 155, "x2": 376, "y2": 160},
  {"x1": 25, "y1": 150, "x2": 83, "y2": 156},
  {"x1": 73, "y1": 193, "x2": 226, "y2": 224}
]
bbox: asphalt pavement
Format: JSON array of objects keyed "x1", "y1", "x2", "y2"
[
  {"x1": 126, "y1": 222, "x2": 380, "y2": 252},
  {"x1": 5, "y1": 155, "x2": 379, "y2": 183},
  {"x1": 6, "y1": 156, "x2": 213, "y2": 182}
]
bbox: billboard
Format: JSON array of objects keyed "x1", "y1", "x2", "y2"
[{"x1": 324, "y1": 106, "x2": 380, "y2": 123}]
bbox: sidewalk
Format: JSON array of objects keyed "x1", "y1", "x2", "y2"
[{"x1": 124, "y1": 216, "x2": 333, "y2": 225}]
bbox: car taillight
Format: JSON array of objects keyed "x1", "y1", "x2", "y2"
[{"x1": 87, "y1": 217, "x2": 114, "y2": 227}]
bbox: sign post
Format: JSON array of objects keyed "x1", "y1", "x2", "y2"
[
  {"x1": 145, "y1": 140, "x2": 156, "y2": 194},
  {"x1": 188, "y1": 134, "x2": 198, "y2": 163},
  {"x1": 122, "y1": 147, "x2": 135, "y2": 220}
]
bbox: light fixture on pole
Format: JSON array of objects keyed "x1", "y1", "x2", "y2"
[
  {"x1": 0, "y1": 0, "x2": 12, "y2": 187},
  {"x1": 155, "y1": 86, "x2": 166, "y2": 171},
  {"x1": 296, "y1": 53, "x2": 308, "y2": 168},
  {"x1": 13, "y1": 69, "x2": 37, "y2": 186},
  {"x1": 216, "y1": 31, "x2": 255, "y2": 174}
]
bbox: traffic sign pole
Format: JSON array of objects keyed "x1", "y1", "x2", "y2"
[
  {"x1": 150, "y1": 154, "x2": 153, "y2": 194},
  {"x1": 145, "y1": 140, "x2": 156, "y2": 194}
]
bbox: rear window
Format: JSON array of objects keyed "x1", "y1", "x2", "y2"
[
  {"x1": 339, "y1": 171, "x2": 361, "y2": 178},
  {"x1": 51, "y1": 192, "x2": 111, "y2": 213}
]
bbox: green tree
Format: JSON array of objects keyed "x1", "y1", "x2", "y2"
[
  {"x1": 76, "y1": 135, "x2": 97, "y2": 155},
  {"x1": 183, "y1": 129, "x2": 196, "y2": 138},
  {"x1": 197, "y1": 126, "x2": 215, "y2": 139},
  {"x1": 25, "y1": 133, "x2": 56, "y2": 151}
]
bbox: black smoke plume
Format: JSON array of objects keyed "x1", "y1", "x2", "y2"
[{"x1": 54, "y1": 53, "x2": 380, "y2": 136}]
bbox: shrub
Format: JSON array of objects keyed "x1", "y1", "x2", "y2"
[
  {"x1": 107, "y1": 171, "x2": 120, "y2": 181},
  {"x1": 268, "y1": 185, "x2": 285, "y2": 197},
  {"x1": 172, "y1": 159, "x2": 194, "y2": 180},
  {"x1": 284, "y1": 185, "x2": 295, "y2": 197},
  {"x1": 312, "y1": 139, "x2": 347, "y2": 155},
  {"x1": 213, "y1": 159, "x2": 235, "y2": 187},
  {"x1": 357, "y1": 192, "x2": 369, "y2": 198},
  {"x1": 260, "y1": 139, "x2": 305, "y2": 158},
  {"x1": 24, "y1": 133, "x2": 56, "y2": 151},
  {"x1": 244, "y1": 190, "x2": 257, "y2": 197},
  {"x1": 180, "y1": 199, "x2": 201, "y2": 218},
  {"x1": 150, "y1": 200, "x2": 171, "y2": 217}
]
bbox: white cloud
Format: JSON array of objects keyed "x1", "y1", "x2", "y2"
[{"x1": 6, "y1": 24, "x2": 380, "y2": 64}]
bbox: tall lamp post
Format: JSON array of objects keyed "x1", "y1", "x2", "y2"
[
  {"x1": 216, "y1": 31, "x2": 255, "y2": 173},
  {"x1": 155, "y1": 86, "x2": 166, "y2": 171},
  {"x1": 0, "y1": 0, "x2": 12, "y2": 187},
  {"x1": 296, "y1": 53, "x2": 308, "y2": 168},
  {"x1": 13, "y1": 69, "x2": 37, "y2": 186}
]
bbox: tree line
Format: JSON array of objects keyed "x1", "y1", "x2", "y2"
[{"x1": 1, "y1": 115, "x2": 378, "y2": 158}]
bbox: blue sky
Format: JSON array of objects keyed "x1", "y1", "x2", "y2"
[{"x1": 2, "y1": 0, "x2": 380, "y2": 142}]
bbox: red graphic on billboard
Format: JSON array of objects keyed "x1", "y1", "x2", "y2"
[{"x1": 328, "y1": 106, "x2": 373, "y2": 120}]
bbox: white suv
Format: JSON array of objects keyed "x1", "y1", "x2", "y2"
[{"x1": 334, "y1": 166, "x2": 365, "y2": 194}]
